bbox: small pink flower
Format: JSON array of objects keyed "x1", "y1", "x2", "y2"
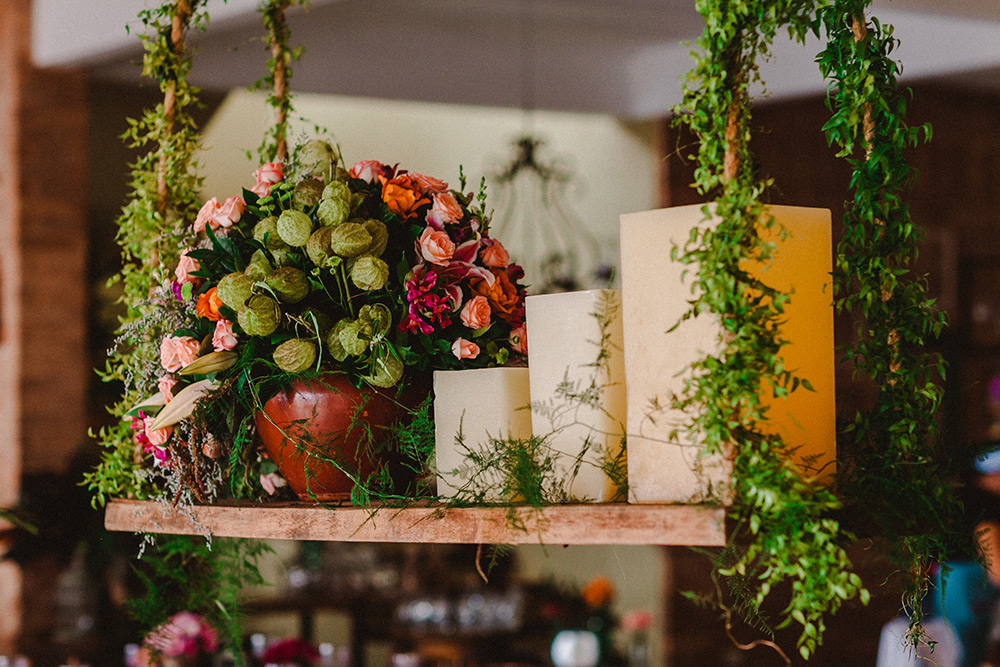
[
  {"x1": 143, "y1": 418, "x2": 172, "y2": 447},
  {"x1": 452, "y1": 337, "x2": 480, "y2": 360},
  {"x1": 480, "y1": 239, "x2": 510, "y2": 268},
  {"x1": 194, "y1": 197, "x2": 220, "y2": 233},
  {"x1": 160, "y1": 335, "x2": 201, "y2": 373},
  {"x1": 250, "y1": 161, "x2": 283, "y2": 196},
  {"x1": 260, "y1": 472, "x2": 288, "y2": 496},
  {"x1": 349, "y1": 159, "x2": 385, "y2": 183},
  {"x1": 410, "y1": 172, "x2": 449, "y2": 194},
  {"x1": 426, "y1": 192, "x2": 464, "y2": 227},
  {"x1": 509, "y1": 325, "x2": 527, "y2": 355},
  {"x1": 460, "y1": 295, "x2": 491, "y2": 329},
  {"x1": 212, "y1": 319, "x2": 238, "y2": 352},
  {"x1": 174, "y1": 250, "x2": 201, "y2": 285},
  {"x1": 417, "y1": 227, "x2": 456, "y2": 266},
  {"x1": 158, "y1": 375, "x2": 178, "y2": 403},
  {"x1": 621, "y1": 609, "x2": 653, "y2": 632},
  {"x1": 214, "y1": 195, "x2": 245, "y2": 228}
]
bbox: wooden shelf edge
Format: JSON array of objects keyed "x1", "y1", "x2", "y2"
[{"x1": 104, "y1": 499, "x2": 726, "y2": 546}]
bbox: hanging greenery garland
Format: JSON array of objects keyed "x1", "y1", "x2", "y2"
[
  {"x1": 254, "y1": 0, "x2": 308, "y2": 162},
  {"x1": 817, "y1": 0, "x2": 959, "y2": 641}
]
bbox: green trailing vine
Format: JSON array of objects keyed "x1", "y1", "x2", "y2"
[
  {"x1": 817, "y1": 0, "x2": 959, "y2": 641},
  {"x1": 254, "y1": 0, "x2": 308, "y2": 162},
  {"x1": 673, "y1": 1, "x2": 865, "y2": 661}
]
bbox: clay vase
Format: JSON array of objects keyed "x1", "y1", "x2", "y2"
[{"x1": 254, "y1": 373, "x2": 411, "y2": 501}]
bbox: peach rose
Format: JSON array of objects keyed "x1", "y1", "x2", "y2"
[
  {"x1": 143, "y1": 418, "x2": 173, "y2": 447},
  {"x1": 160, "y1": 335, "x2": 201, "y2": 373},
  {"x1": 479, "y1": 239, "x2": 510, "y2": 268},
  {"x1": 214, "y1": 195, "x2": 245, "y2": 228},
  {"x1": 381, "y1": 174, "x2": 429, "y2": 219},
  {"x1": 509, "y1": 325, "x2": 527, "y2": 355},
  {"x1": 250, "y1": 162, "x2": 283, "y2": 196},
  {"x1": 212, "y1": 319, "x2": 237, "y2": 351},
  {"x1": 349, "y1": 160, "x2": 384, "y2": 183},
  {"x1": 426, "y1": 192, "x2": 464, "y2": 227},
  {"x1": 469, "y1": 268, "x2": 521, "y2": 323},
  {"x1": 460, "y1": 295, "x2": 491, "y2": 329},
  {"x1": 451, "y1": 337, "x2": 480, "y2": 360},
  {"x1": 194, "y1": 197, "x2": 220, "y2": 233},
  {"x1": 410, "y1": 172, "x2": 449, "y2": 194},
  {"x1": 418, "y1": 227, "x2": 456, "y2": 266},
  {"x1": 175, "y1": 251, "x2": 200, "y2": 285},
  {"x1": 196, "y1": 287, "x2": 224, "y2": 322},
  {"x1": 158, "y1": 375, "x2": 177, "y2": 403}
]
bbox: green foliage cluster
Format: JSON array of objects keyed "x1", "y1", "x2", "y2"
[
  {"x1": 816, "y1": 0, "x2": 959, "y2": 637},
  {"x1": 673, "y1": 0, "x2": 866, "y2": 660},
  {"x1": 88, "y1": 0, "x2": 209, "y2": 503}
]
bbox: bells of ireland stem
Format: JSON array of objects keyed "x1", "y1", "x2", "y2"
[
  {"x1": 238, "y1": 295, "x2": 281, "y2": 336},
  {"x1": 265, "y1": 267, "x2": 311, "y2": 304},
  {"x1": 273, "y1": 338, "x2": 317, "y2": 374},
  {"x1": 277, "y1": 209, "x2": 313, "y2": 247}
]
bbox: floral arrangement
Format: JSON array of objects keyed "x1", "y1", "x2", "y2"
[
  {"x1": 130, "y1": 612, "x2": 219, "y2": 666},
  {"x1": 111, "y1": 138, "x2": 527, "y2": 498},
  {"x1": 261, "y1": 638, "x2": 320, "y2": 667}
]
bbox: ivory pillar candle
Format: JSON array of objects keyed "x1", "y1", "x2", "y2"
[
  {"x1": 525, "y1": 290, "x2": 626, "y2": 501},
  {"x1": 433, "y1": 367, "x2": 532, "y2": 499},
  {"x1": 620, "y1": 204, "x2": 836, "y2": 504}
]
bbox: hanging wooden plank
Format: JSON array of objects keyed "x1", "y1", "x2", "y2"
[{"x1": 104, "y1": 499, "x2": 726, "y2": 546}]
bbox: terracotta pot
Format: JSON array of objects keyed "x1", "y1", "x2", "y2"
[{"x1": 255, "y1": 373, "x2": 413, "y2": 501}]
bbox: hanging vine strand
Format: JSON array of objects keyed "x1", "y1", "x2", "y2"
[{"x1": 256, "y1": 0, "x2": 306, "y2": 162}]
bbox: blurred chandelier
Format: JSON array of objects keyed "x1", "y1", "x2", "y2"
[{"x1": 491, "y1": 136, "x2": 608, "y2": 294}]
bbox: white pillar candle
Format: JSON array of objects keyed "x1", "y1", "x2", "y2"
[
  {"x1": 619, "y1": 204, "x2": 836, "y2": 504},
  {"x1": 525, "y1": 290, "x2": 627, "y2": 502},
  {"x1": 433, "y1": 367, "x2": 532, "y2": 500}
]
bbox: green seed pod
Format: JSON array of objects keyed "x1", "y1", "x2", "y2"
[
  {"x1": 328, "y1": 222, "x2": 371, "y2": 258},
  {"x1": 316, "y1": 197, "x2": 350, "y2": 227},
  {"x1": 300, "y1": 308, "x2": 334, "y2": 338},
  {"x1": 322, "y1": 180, "x2": 350, "y2": 203},
  {"x1": 305, "y1": 227, "x2": 335, "y2": 267},
  {"x1": 270, "y1": 246, "x2": 295, "y2": 267},
  {"x1": 273, "y1": 338, "x2": 317, "y2": 374},
  {"x1": 216, "y1": 272, "x2": 254, "y2": 310},
  {"x1": 357, "y1": 303, "x2": 392, "y2": 337},
  {"x1": 362, "y1": 219, "x2": 389, "y2": 257},
  {"x1": 245, "y1": 250, "x2": 273, "y2": 282},
  {"x1": 237, "y1": 295, "x2": 280, "y2": 336},
  {"x1": 326, "y1": 319, "x2": 350, "y2": 362},
  {"x1": 265, "y1": 267, "x2": 310, "y2": 304},
  {"x1": 299, "y1": 140, "x2": 335, "y2": 178},
  {"x1": 350, "y1": 256, "x2": 389, "y2": 291},
  {"x1": 277, "y1": 209, "x2": 313, "y2": 247},
  {"x1": 293, "y1": 178, "x2": 325, "y2": 209},
  {"x1": 337, "y1": 319, "x2": 369, "y2": 357},
  {"x1": 365, "y1": 351, "x2": 403, "y2": 388},
  {"x1": 253, "y1": 217, "x2": 287, "y2": 250}
]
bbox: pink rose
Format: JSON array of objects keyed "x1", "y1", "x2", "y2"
[
  {"x1": 212, "y1": 319, "x2": 238, "y2": 352},
  {"x1": 460, "y1": 295, "x2": 491, "y2": 329},
  {"x1": 509, "y1": 325, "x2": 527, "y2": 355},
  {"x1": 250, "y1": 161, "x2": 283, "y2": 196},
  {"x1": 194, "y1": 197, "x2": 220, "y2": 233},
  {"x1": 451, "y1": 337, "x2": 480, "y2": 360},
  {"x1": 426, "y1": 192, "x2": 464, "y2": 227},
  {"x1": 143, "y1": 418, "x2": 172, "y2": 447},
  {"x1": 160, "y1": 335, "x2": 201, "y2": 373},
  {"x1": 410, "y1": 172, "x2": 449, "y2": 194},
  {"x1": 349, "y1": 159, "x2": 385, "y2": 183},
  {"x1": 158, "y1": 375, "x2": 177, "y2": 403},
  {"x1": 417, "y1": 227, "x2": 456, "y2": 266},
  {"x1": 214, "y1": 195, "x2": 244, "y2": 228},
  {"x1": 480, "y1": 239, "x2": 510, "y2": 268},
  {"x1": 174, "y1": 250, "x2": 200, "y2": 285}
]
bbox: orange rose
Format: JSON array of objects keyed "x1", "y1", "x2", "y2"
[
  {"x1": 469, "y1": 269, "x2": 521, "y2": 323},
  {"x1": 380, "y1": 175, "x2": 430, "y2": 219},
  {"x1": 196, "y1": 287, "x2": 224, "y2": 322}
]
